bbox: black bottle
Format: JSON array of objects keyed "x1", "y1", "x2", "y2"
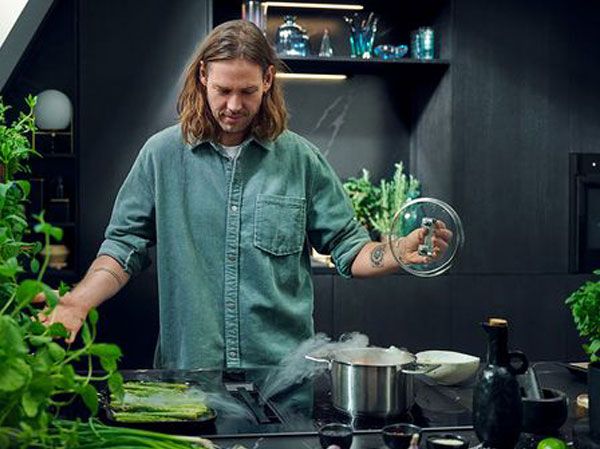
[{"x1": 473, "y1": 318, "x2": 529, "y2": 449}]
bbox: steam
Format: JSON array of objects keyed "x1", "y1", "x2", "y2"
[
  {"x1": 259, "y1": 332, "x2": 369, "y2": 400},
  {"x1": 202, "y1": 391, "x2": 255, "y2": 420}
]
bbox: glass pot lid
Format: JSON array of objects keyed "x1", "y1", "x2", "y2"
[{"x1": 388, "y1": 197, "x2": 464, "y2": 277}]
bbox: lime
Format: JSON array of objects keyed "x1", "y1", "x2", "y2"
[{"x1": 537, "y1": 437, "x2": 567, "y2": 449}]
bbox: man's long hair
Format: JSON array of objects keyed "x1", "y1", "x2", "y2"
[{"x1": 178, "y1": 20, "x2": 288, "y2": 145}]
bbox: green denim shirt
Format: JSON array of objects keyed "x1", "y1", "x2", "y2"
[{"x1": 98, "y1": 125, "x2": 370, "y2": 369}]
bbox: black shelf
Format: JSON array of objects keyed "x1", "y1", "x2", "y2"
[
  {"x1": 27, "y1": 221, "x2": 75, "y2": 228},
  {"x1": 46, "y1": 268, "x2": 76, "y2": 276},
  {"x1": 34, "y1": 130, "x2": 71, "y2": 135},
  {"x1": 311, "y1": 264, "x2": 337, "y2": 275},
  {"x1": 38, "y1": 153, "x2": 76, "y2": 159},
  {"x1": 45, "y1": 268, "x2": 79, "y2": 285},
  {"x1": 50, "y1": 221, "x2": 76, "y2": 228},
  {"x1": 280, "y1": 56, "x2": 450, "y2": 74},
  {"x1": 283, "y1": 56, "x2": 450, "y2": 65}
]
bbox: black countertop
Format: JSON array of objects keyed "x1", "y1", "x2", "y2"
[{"x1": 98, "y1": 361, "x2": 591, "y2": 449}]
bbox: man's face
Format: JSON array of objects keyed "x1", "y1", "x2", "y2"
[{"x1": 201, "y1": 58, "x2": 273, "y2": 145}]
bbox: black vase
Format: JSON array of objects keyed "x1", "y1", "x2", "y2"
[
  {"x1": 473, "y1": 320, "x2": 529, "y2": 449},
  {"x1": 590, "y1": 361, "x2": 600, "y2": 441}
]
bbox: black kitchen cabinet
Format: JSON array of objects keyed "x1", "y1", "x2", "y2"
[
  {"x1": 4, "y1": 0, "x2": 600, "y2": 368},
  {"x1": 315, "y1": 272, "x2": 590, "y2": 362},
  {"x1": 2, "y1": 0, "x2": 212, "y2": 367},
  {"x1": 213, "y1": 0, "x2": 453, "y2": 185},
  {"x1": 278, "y1": 55, "x2": 451, "y2": 74},
  {"x1": 77, "y1": 0, "x2": 211, "y2": 368},
  {"x1": 214, "y1": 0, "x2": 453, "y2": 56}
]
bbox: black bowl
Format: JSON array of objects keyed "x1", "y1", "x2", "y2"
[
  {"x1": 318, "y1": 423, "x2": 353, "y2": 449},
  {"x1": 382, "y1": 423, "x2": 422, "y2": 449},
  {"x1": 522, "y1": 388, "x2": 568, "y2": 435},
  {"x1": 426, "y1": 433, "x2": 469, "y2": 449}
]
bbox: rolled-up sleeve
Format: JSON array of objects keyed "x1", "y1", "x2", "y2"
[
  {"x1": 306, "y1": 149, "x2": 370, "y2": 278},
  {"x1": 97, "y1": 143, "x2": 156, "y2": 276}
]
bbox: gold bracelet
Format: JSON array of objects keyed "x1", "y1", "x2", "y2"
[{"x1": 90, "y1": 266, "x2": 123, "y2": 287}]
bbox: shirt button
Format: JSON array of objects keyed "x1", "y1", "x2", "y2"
[
  {"x1": 229, "y1": 351, "x2": 237, "y2": 358},
  {"x1": 231, "y1": 205, "x2": 238, "y2": 212},
  {"x1": 228, "y1": 255, "x2": 236, "y2": 261}
]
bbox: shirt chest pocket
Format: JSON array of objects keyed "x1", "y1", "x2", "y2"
[{"x1": 254, "y1": 194, "x2": 307, "y2": 256}]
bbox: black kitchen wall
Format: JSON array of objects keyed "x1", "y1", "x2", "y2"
[
  {"x1": 310, "y1": 0, "x2": 600, "y2": 362},
  {"x1": 77, "y1": 0, "x2": 211, "y2": 366},
  {"x1": 453, "y1": 0, "x2": 572, "y2": 274},
  {"x1": 3, "y1": 0, "x2": 212, "y2": 366},
  {"x1": 2, "y1": 0, "x2": 75, "y2": 113},
  {"x1": 3, "y1": 0, "x2": 599, "y2": 366},
  {"x1": 281, "y1": 76, "x2": 410, "y2": 182},
  {"x1": 324, "y1": 0, "x2": 600, "y2": 361}
]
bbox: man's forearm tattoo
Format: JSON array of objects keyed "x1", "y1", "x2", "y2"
[{"x1": 370, "y1": 244, "x2": 385, "y2": 268}]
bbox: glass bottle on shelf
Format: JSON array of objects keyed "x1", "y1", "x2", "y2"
[
  {"x1": 241, "y1": 0, "x2": 267, "y2": 34},
  {"x1": 275, "y1": 16, "x2": 310, "y2": 57},
  {"x1": 319, "y1": 29, "x2": 334, "y2": 57},
  {"x1": 55, "y1": 176, "x2": 65, "y2": 199}
]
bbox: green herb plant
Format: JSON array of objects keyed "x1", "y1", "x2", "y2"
[
  {"x1": 343, "y1": 162, "x2": 420, "y2": 238},
  {"x1": 0, "y1": 97, "x2": 210, "y2": 449},
  {"x1": 565, "y1": 269, "x2": 600, "y2": 362},
  {"x1": 342, "y1": 168, "x2": 380, "y2": 230}
]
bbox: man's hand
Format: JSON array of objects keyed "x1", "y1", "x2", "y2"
[
  {"x1": 394, "y1": 220, "x2": 453, "y2": 265},
  {"x1": 352, "y1": 220, "x2": 454, "y2": 277},
  {"x1": 33, "y1": 291, "x2": 90, "y2": 344},
  {"x1": 30, "y1": 256, "x2": 130, "y2": 343}
]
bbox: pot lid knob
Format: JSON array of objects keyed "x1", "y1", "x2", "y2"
[{"x1": 388, "y1": 197, "x2": 465, "y2": 277}]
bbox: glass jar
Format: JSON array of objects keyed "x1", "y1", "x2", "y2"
[{"x1": 275, "y1": 16, "x2": 310, "y2": 57}]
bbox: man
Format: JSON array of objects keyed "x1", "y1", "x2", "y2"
[{"x1": 39, "y1": 20, "x2": 450, "y2": 369}]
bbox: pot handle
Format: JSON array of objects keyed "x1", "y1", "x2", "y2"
[
  {"x1": 305, "y1": 354, "x2": 333, "y2": 370},
  {"x1": 400, "y1": 362, "x2": 441, "y2": 375}
]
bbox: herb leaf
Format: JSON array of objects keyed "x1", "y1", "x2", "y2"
[{"x1": 566, "y1": 271, "x2": 600, "y2": 362}]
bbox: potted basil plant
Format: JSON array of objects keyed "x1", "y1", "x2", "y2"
[
  {"x1": 565, "y1": 269, "x2": 600, "y2": 439},
  {"x1": 343, "y1": 162, "x2": 420, "y2": 241}
]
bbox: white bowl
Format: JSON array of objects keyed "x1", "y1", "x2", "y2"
[{"x1": 416, "y1": 350, "x2": 480, "y2": 385}]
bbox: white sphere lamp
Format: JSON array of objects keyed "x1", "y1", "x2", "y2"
[{"x1": 33, "y1": 89, "x2": 72, "y2": 130}]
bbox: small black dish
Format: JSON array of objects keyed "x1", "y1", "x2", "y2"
[
  {"x1": 522, "y1": 388, "x2": 568, "y2": 435},
  {"x1": 318, "y1": 423, "x2": 353, "y2": 449},
  {"x1": 382, "y1": 423, "x2": 422, "y2": 449},
  {"x1": 426, "y1": 433, "x2": 469, "y2": 449}
]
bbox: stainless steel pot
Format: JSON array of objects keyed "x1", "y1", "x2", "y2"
[{"x1": 306, "y1": 347, "x2": 434, "y2": 417}]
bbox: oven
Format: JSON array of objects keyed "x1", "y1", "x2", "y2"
[{"x1": 569, "y1": 153, "x2": 600, "y2": 273}]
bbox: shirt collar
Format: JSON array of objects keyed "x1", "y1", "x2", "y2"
[
  {"x1": 184, "y1": 135, "x2": 275, "y2": 152},
  {"x1": 252, "y1": 137, "x2": 275, "y2": 152}
]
